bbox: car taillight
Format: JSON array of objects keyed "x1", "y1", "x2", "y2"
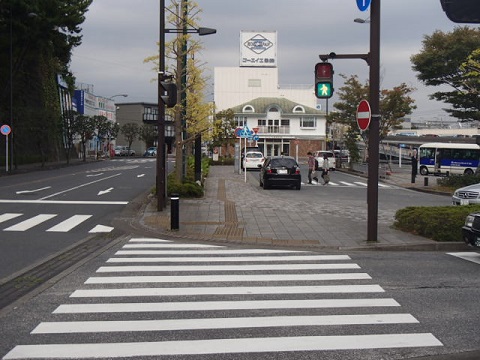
[
  {"x1": 295, "y1": 167, "x2": 300, "y2": 174},
  {"x1": 266, "y1": 168, "x2": 273, "y2": 174}
]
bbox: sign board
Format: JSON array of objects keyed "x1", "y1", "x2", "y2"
[
  {"x1": 356, "y1": 100, "x2": 371, "y2": 131},
  {"x1": 356, "y1": 0, "x2": 371, "y2": 11},
  {"x1": 240, "y1": 31, "x2": 277, "y2": 67},
  {"x1": 1, "y1": 124, "x2": 11, "y2": 136}
]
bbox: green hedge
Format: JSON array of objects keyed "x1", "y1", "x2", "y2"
[{"x1": 394, "y1": 204, "x2": 480, "y2": 242}]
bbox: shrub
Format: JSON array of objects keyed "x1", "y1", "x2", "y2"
[
  {"x1": 394, "y1": 204, "x2": 480, "y2": 242},
  {"x1": 166, "y1": 171, "x2": 204, "y2": 198},
  {"x1": 437, "y1": 173, "x2": 480, "y2": 189}
]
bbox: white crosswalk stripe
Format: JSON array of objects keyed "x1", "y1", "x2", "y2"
[
  {"x1": 3, "y1": 238, "x2": 443, "y2": 359},
  {"x1": 0, "y1": 213, "x2": 112, "y2": 233},
  {"x1": 304, "y1": 181, "x2": 394, "y2": 188}
]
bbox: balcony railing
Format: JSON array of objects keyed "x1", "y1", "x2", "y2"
[{"x1": 257, "y1": 125, "x2": 290, "y2": 134}]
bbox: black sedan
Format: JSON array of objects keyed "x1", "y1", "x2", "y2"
[{"x1": 259, "y1": 156, "x2": 302, "y2": 190}]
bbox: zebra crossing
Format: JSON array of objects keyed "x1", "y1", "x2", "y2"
[
  {"x1": 305, "y1": 180, "x2": 393, "y2": 188},
  {"x1": 3, "y1": 238, "x2": 443, "y2": 359},
  {"x1": 0, "y1": 213, "x2": 113, "y2": 233}
]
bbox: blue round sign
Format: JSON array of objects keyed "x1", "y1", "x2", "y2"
[
  {"x1": 1, "y1": 124, "x2": 11, "y2": 136},
  {"x1": 356, "y1": 0, "x2": 371, "y2": 11}
]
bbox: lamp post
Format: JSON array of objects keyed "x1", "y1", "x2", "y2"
[{"x1": 157, "y1": 0, "x2": 215, "y2": 211}]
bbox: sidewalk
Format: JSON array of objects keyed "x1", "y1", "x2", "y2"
[{"x1": 138, "y1": 164, "x2": 467, "y2": 251}]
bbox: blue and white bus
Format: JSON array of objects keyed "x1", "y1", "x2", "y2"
[{"x1": 418, "y1": 142, "x2": 480, "y2": 176}]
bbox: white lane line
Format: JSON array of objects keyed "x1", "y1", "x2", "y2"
[
  {"x1": 70, "y1": 284, "x2": 384, "y2": 298},
  {"x1": 15, "y1": 186, "x2": 51, "y2": 194},
  {"x1": 53, "y1": 298, "x2": 401, "y2": 314},
  {"x1": 46, "y1": 215, "x2": 92, "y2": 232},
  {"x1": 121, "y1": 245, "x2": 306, "y2": 252},
  {"x1": 128, "y1": 238, "x2": 173, "y2": 242},
  {"x1": 123, "y1": 243, "x2": 225, "y2": 249},
  {"x1": 0, "y1": 199, "x2": 128, "y2": 205},
  {"x1": 109, "y1": 254, "x2": 352, "y2": 261},
  {"x1": 84, "y1": 273, "x2": 372, "y2": 284},
  {"x1": 0, "y1": 213, "x2": 23, "y2": 224},
  {"x1": 340, "y1": 181, "x2": 355, "y2": 186},
  {"x1": 89, "y1": 225, "x2": 114, "y2": 233},
  {"x1": 32, "y1": 313, "x2": 418, "y2": 334},
  {"x1": 354, "y1": 182, "x2": 368, "y2": 187},
  {"x1": 3, "y1": 333, "x2": 443, "y2": 358},
  {"x1": 39, "y1": 173, "x2": 122, "y2": 200},
  {"x1": 3, "y1": 214, "x2": 57, "y2": 231},
  {"x1": 447, "y1": 252, "x2": 480, "y2": 265},
  {"x1": 97, "y1": 263, "x2": 360, "y2": 272}
]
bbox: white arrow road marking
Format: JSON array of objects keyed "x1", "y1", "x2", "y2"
[
  {"x1": 86, "y1": 173, "x2": 104, "y2": 177},
  {"x1": 16, "y1": 186, "x2": 51, "y2": 194},
  {"x1": 97, "y1": 187, "x2": 114, "y2": 196},
  {"x1": 137, "y1": 174, "x2": 145, "y2": 178},
  {"x1": 89, "y1": 225, "x2": 114, "y2": 233}
]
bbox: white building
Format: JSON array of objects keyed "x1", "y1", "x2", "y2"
[{"x1": 214, "y1": 31, "x2": 327, "y2": 157}]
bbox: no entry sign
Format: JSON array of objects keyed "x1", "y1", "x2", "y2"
[{"x1": 356, "y1": 100, "x2": 371, "y2": 131}]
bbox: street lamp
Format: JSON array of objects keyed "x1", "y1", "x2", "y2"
[
  {"x1": 354, "y1": 17, "x2": 371, "y2": 23},
  {"x1": 157, "y1": 0, "x2": 216, "y2": 211},
  {"x1": 108, "y1": 94, "x2": 128, "y2": 100}
]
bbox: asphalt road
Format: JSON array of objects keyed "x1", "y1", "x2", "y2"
[{"x1": 0, "y1": 157, "x2": 157, "y2": 280}]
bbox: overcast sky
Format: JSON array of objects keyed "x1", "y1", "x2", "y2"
[{"x1": 70, "y1": 0, "x2": 473, "y2": 123}]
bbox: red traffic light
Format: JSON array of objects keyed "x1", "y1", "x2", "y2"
[{"x1": 315, "y1": 62, "x2": 333, "y2": 80}]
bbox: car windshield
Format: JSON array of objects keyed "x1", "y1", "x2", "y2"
[
  {"x1": 246, "y1": 153, "x2": 263, "y2": 158},
  {"x1": 270, "y1": 158, "x2": 296, "y2": 167}
]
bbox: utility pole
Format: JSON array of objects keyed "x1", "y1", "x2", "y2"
[{"x1": 156, "y1": 0, "x2": 166, "y2": 211}]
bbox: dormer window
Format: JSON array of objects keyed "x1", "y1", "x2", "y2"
[
  {"x1": 243, "y1": 105, "x2": 254, "y2": 113},
  {"x1": 293, "y1": 105, "x2": 305, "y2": 113}
]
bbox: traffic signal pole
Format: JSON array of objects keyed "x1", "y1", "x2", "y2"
[
  {"x1": 157, "y1": 0, "x2": 166, "y2": 211},
  {"x1": 318, "y1": 0, "x2": 381, "y2": 242}
]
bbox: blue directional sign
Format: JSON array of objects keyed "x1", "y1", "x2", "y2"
[{"x1": 356, "y1": 0, "x2": 371, "y2": 11}]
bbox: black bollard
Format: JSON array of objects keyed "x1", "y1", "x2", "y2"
[
  {"x1": 424, "y1": 177, "x2": 428, "y2": 186},
  {"x1": 170, "y1": 193, "x2": 179, "y2": 230}
]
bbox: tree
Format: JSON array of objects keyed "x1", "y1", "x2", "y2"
[
  {"x1": 144, "y1": 0, "x2": 214, "y2": 182},
  {"x1": 0, "y1": 0, "x2": 92, "y2": 163},
  {"x1": 211, "y1": 109, "x2": 236, "y2": 154},
  {"x1": 120, "y1": 123, "x2": 140, "y2": 150},
  {"x1": 94, "y1": 116, "x2": 119, "y2": 157},
  {"x1": 411, "y1": 26, "x2": 480, "y2": 121},
  {"x1": 329, "y1": 74, "x2": 416, "y2": 165},
  {"x1": 139, "y1": 124, "x2": 157, "y2": 148},
  {"x1": 71, "y1": 114, "x2": 95, "y2": 162}
]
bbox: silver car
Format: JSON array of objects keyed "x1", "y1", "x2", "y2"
[{"x1": 452, "y1": 183, "x2": 480, "y2": 205}]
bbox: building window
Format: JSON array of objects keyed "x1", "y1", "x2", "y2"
[
  {"x1": 235, "y1": 116, "x2": 246, "y2": 127},
  {"x1": 248, "y1": 79, "x2": 261, "y2": 87},
  {"x1": 258, "y1": 119, "x2": 266, "y2": 126},
  {"x1": 281, "y1": 119, "x2": 290, "y2": 126},
  {"x1": 242, "y1": 105, "x2": 254, "y2": 113},
  {"x1": 293, "y1": 105, "x2": 305, "y2": 113},
  {"x1": 300, "y1": 117, "x2": 316, "y2": 128}
]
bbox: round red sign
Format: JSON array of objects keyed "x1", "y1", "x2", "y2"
[{"x1": 356, "y1": 100, "x2": 371, "y2": 131}]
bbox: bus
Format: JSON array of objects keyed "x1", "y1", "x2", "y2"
[{"x1": 418, "y1": 142, "x2": 480, "y2": 176}]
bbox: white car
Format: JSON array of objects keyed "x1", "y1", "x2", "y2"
[
  {"x1": 242, "y1": 151, "x2": 265, "y2": 170},
  {"x1": 452, "y1": 183, "x2": 480, "y2": 205},
  {"x1": 314, "y1": 150, "x2": 336, "y2": 170}
]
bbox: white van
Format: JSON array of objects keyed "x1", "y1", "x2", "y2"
[{"x1": 314, "y1": 150, "x2": 336, "y2": 170}]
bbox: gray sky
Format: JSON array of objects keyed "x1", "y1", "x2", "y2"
[{"x1": 70, "y1": 0, "x2": 472, "y2": 123}]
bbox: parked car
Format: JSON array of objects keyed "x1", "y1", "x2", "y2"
[
  {"x1": 314, "y1": 150, "x2": 336, "y2": 171},
  {"x1": 241, "y1": 146, "x2": 260, "y2": 168},
  {"x1": 143, "y1": 147, "x2": 157, "y2": 157},
  {"x1": 243, "y1": 151, "x2": 265, "y2": 170},
  {"x1": 114, "y1": 146, "x2": 135, "y2": 156},
  {"x1": 452, "y1": 183, "x2": 480, "y2": 205},
  {"x1": 259, "y1": 156, "x2": 301, "y2": 190},
  {"x1": 462, "y1": 212, "x2": 480, "y2": 248}
]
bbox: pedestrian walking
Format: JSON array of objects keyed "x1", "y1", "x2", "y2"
[
  {"x1": 307, "y1": 152, "x2": 316, "y2": 184},
  {"x1": 321, "y1": 153, "x2": 330, "y2": 185}
]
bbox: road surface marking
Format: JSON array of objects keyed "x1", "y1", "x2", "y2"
[
  {"x1": 3, "y1": 214, "x2": 57, "y2": 231},
  {"x1": 110, "y1": 253, "x2": 351, "y2": 261},
  {"x1": 0, "y1": 213, "x2": 23, "y2": 223},
  {"x1": 3, "y1": 334, "x2": 442, "y2": 359},
  {"x1": 46, "y1": 215, "x2": 92, "y2": 232},
  {"x1": 70, "y1": 284, "x2": 384, "y2": 298},
  {"x1": 84, "y1": 273, "x2": 372, "y2": 284},
  {"x1": 89, "y1": 225, "x2": 114, "y2": 233},
  {"x1": 53, "y1": 298, "x2": 401, "y2": 314}
]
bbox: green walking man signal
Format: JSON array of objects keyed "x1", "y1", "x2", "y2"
[{"x1": 314, "y1": 62, "x2": 334, "y2": 99}]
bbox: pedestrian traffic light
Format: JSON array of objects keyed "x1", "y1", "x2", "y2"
[
  {"x1": 315, "y1": 62, "x2": 334, "y2": 99},
  {"x1": 160, "y1": 81, "x2": 177, "y2": 108}
]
